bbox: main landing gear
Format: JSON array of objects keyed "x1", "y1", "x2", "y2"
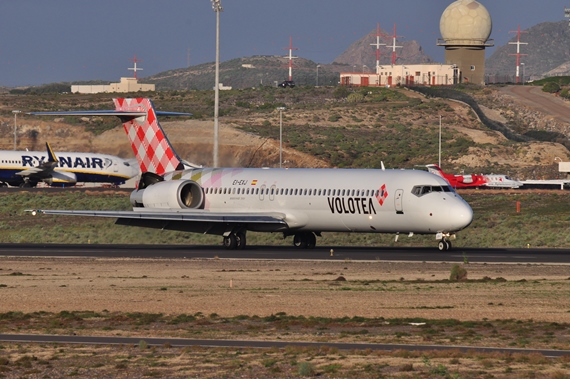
[
  {"x1": 438, "y1": 239, "x2": 452, "y2": 251},
  {"x1": 292, "y1": 232, "x2": 317, "y2": 249},
  {"x1": 223, "y1": 231, "x2": 247, "y2": 250}
]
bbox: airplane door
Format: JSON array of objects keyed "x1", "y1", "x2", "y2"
[
  {"x1": 259, "y1": 184, "x2": 266, "y2": 201},
  {"x1": 394, "y1": 189, "x2": 403, "y2": 214},
  {"x1": 112, "y1": 160, "x2": 119, "y2": 173}
]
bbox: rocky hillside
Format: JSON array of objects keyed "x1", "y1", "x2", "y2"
[
  {"x1": 144, "y1": 27, "x2": 432, "y2": 91},
  {"x1": 2, "y1": 86, "x2": 569, "y2": 180},
  {"x1": 333, "y1": 27, "x2": 433, "y2": 68},
  {"x1": 145, "y1": 56, "x2": 344, "y2": 91},
  {"x1": 486, "y1": 20, "x2": 570, "y2": 80}
]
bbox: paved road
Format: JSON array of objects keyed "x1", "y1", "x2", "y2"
[
  {"x1": 1, "y1": 243, "x2": 569, "y2": 264},
  {"x1": 500, "y1": 85, "x2": 570, "y2": 124},
  {"x1": 0, "y1": 333, "x2": 567, "y2": 357}
]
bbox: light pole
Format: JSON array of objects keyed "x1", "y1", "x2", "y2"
[
  {"x1": 521, "y1": 63, "x2": 525, "y2": 85},
  {"x1": 316, "y1": 64, "x2": 320, "y2": 86},
  {"x1": 12, "y1": 110, "x2": 21, "y2": 150},
  {"x1": 277, "y1": 107, "x2": 286, "y2": 168},
  {"x1": 211, "y1": 0, "x2": 223, "y2": 167}
]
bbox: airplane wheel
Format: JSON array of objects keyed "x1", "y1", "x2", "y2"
[
  {"x1": 293, "y1": 233, "x2": 308, "y2": 249},
  {"x1": 235, "y1": 232, "x2": 246, "y2": 250},
  {"x1": 223, "y1": 234, "x2": 237, "y2": 250},
  {"x1": 446, "y1": 240, "x2": 452, "y2": 250},
  {"x1": 438, "y1": 240, "x2": 446, "y2": 251},
  {"x1": 307, "y1": 232, "x2": 317, "y2": 249}
]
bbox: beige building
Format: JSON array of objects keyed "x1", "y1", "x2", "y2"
[
  {"x1": 71, "y1": 77, "x2": 155, "y2": 94},
  {"x1": 340, "y1": 64, "x2": 458, "y2": 87}
]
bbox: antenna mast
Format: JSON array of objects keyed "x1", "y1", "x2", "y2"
[
  {"x1": 283, "y1": 36, "x2": 298, "y2": 81},
  {"x1": 370, "y1": 23, "x2": 387, "y2": 69},
  {"x1": 508, "y1": 25, "x2": 528, "y2": 84},
  {"x1": 387, "y1": 23, "x2": 403, "y2": 65},
  {"x1": 128, "y1": 55, "x2": 143, "y2": 79}
]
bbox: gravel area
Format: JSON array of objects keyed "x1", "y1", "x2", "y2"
[{"x1": 0, "y1": 257, "x2": 568, "y2": 323}]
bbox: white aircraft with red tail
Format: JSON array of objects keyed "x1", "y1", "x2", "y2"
[
  {"x1": 29, "y1": 98, "x2": 473, "y2": 251},
  {"x1": 426, "y1": 164, "x2": 522, "y2": 189}
]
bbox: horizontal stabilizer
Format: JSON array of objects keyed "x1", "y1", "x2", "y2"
[{"x1": 27, "y1": 110, "x2": 192, "y2": 117}]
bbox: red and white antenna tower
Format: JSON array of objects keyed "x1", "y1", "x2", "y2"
[
  {"x1": 509, "y1": 25, "x2": 528, "y2": 83},
  {"x1": 283, "y1": 36, "x2": 298, "y2": 81},
  {"x1": 370, "y1": 23, "x2": 387, "y2": 70},
  {"x1": 386, "y1": 23, "x2": 403, "y2": 66},
  {"x1": 128, "y1": 55, "x2": 143, "y2": 80}
]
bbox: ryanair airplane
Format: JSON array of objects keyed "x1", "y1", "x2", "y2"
[
  {"x1": 30, "y1": 98, "x2": 473, "y2": 251},
  {"x1": 0, "y1": 142, "x2": 138, "y2": 187}
]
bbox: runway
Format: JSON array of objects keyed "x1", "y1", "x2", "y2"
[
  {"x1": 1, "y1": 243, "x2": 568, "y2": 358},
  {"x1": 1, "y1": 243, "x2": 569, "y2": 264},
  {"x1": 0, "y1": 333, "x2": 568, "y2": 358}
]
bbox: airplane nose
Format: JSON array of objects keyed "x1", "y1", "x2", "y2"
[{"x1": 451, "y1": 198, "x2": 473, "y2": 231}]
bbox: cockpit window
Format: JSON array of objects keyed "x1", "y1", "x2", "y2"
[
  {"x1": 411, "y1": 185, "x2": 453, "y2": 197},
  {"x1": 123, "y1": 162, "x2": 130, "y2": 166}
]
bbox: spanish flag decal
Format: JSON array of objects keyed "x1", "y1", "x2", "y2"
[{"x1": 251, "y1": 180, "x2": 258, "y2": 186}]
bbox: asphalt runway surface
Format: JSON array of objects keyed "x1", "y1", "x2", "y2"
[
  {"x1": 1, "y1": 243, "x2": 570, "y2": 264},
  {"x1": 0, "y1": 333, "x2": 568, "y2": 358}
]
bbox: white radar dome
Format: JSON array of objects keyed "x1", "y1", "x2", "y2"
[{"x1": 440, "y1": 0, "x2": 492, "y2": 46}]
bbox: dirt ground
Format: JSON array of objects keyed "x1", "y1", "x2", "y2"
[
  {"x1": 0, "y1": 257, "x2": 568, "y2": 323},
  {"x1": 1, "y1": 257, "x2": 569, "y2": 378}
]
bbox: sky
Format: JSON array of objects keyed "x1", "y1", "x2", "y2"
[{"x1": 0, "y1": 0, "x2": 565, "y2": 87}]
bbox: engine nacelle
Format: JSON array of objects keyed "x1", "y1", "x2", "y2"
[
  {"x1": 130, "y1": 180, "x2": 204, "y2": 209},
  {"x1": 460, "y1": 175, "x2": 474, "y2": 184},
  {"x1": 45, "y1": 171, "x2": 78, "y2": 186}
]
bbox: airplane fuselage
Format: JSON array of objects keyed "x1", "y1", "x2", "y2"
[
  {"x1": 0, "y1": 150, "x2": 138, "y2": 187},
  {"x1": 160, "y1": 167, "x2": 473, "y2": 235}
]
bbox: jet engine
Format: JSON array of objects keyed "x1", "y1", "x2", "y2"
[
  {"x1": 459, "y1": 175, "x2": 474, "y2": 184},
  {"x1": 130, "y1": 180, "x2": 204, "y2": 209},
  {"x1": 45, "y1": 171, "x2": 78, "y2": 186}
]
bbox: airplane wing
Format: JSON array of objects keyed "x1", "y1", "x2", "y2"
[
  {"x1": 16, "y1": 142, "x2": 59, "y2": 178},
  {"x1": 29, "y1": 209, "x2": 289, "y2": 230}
]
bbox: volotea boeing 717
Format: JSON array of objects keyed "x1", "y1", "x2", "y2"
[{"x1": 29, "y1": 98, "x2": 473, "y2": 251}]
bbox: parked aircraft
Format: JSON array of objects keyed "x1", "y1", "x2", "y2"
[
  {"x1": 426, "y1": 164, "x2": 522, "y2": 189},
  {"x1": 29, "y1": 98, "x2": 473, "y2": 251},
  {"x1": 0, "y1": 142, "x2": 138, "y2": 187}
]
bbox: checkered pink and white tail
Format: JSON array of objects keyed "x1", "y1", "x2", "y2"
[{"x1": 113, "y1": 98, "x2": 183, "y2": 176}]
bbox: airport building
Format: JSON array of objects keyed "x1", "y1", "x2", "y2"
[
  {"x1": 71, "y1": 77, "x2": 155, "y2": 94},
  {"x1": 340, "y1": 0, "x2": 492, "y2": 88},
  {"x1": 71, "y1": 57, "x2": 155, "y2": 94},
  {"x1": 340, "y1": 64, "x2": 458, "y2": 87},
  {"x1": 437, "y1": 0, "x2": 493, "y2": 86}
]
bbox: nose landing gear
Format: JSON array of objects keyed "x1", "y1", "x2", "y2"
[{"x1": 438, "y1": 239, "x2": 452, "y2": 251}]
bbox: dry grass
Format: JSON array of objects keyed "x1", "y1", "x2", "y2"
[{"x1": 0, "y1": 257, "x2": 569, "y2": 377}]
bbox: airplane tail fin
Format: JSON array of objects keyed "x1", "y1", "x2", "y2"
[
  {"x1": 113, "y1": 98, "x2": 187, "y2": 176},
  {"x1": 45, "y1": 142, "x2": 58, "y2": 164},
  {"x1": 29, "y1": 98, "x2": 192, "y2": 176},
  {"x1": 425, "y1": 164, "x2": 445, "y2": 178}
]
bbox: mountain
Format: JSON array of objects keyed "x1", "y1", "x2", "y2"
[
  {"x1": 144, "y1": 56, "x2": 346, "y2": 90},
  {"x1": 486, "y1": 20, "x2": 570, "y2": 80},
  {"x1": 143, "y1": 28, "x2": 433, "y2": 91},
  {"x1": 333, "y1": 27, "x2": 434, "y2": 68}
]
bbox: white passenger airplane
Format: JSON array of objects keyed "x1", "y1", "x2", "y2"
[
  {"x1": 29, "y1": 98, "x2": 473, "y2": 250},
  {"x1": 0, "y1": 142, "x2": 139, "y2": 187}
]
